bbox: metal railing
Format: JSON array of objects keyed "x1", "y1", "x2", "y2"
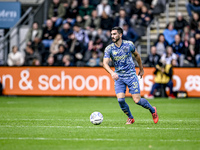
[{"x1": 0, "y1": 7, "x2": 33, "y2": 65}]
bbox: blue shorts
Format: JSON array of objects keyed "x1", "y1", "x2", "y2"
[{"x1": 114, "y1": 74, "x2": 140, "y2": 94}]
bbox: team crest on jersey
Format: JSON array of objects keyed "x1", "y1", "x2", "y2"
[
  {"x1": 112, "y1": 51, "x2": 118, "y2": 55},
  {"x1": 124, "y1": 47, "x2": 129, "y2": 53}
]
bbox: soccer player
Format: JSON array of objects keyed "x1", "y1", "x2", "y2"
[{"x1": 103, "y1": 26, "x2": 159, "y2": 124}]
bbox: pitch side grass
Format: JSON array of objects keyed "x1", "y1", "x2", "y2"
[{"x1": 0, "y1": 96, "x2": 199, "y2": 150}]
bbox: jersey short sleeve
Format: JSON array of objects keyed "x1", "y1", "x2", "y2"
[
  {"x1": 129, "y1": 41, "x2": 136, "y2": 53},
  {"x1": 104, "y1": 45, "x2": 111, "y2": 58}
]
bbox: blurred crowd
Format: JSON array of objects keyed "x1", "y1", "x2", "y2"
[
  {"x1": 7, "y1": 0, "x2": 200, "y2": 67},
  {"x1": 144, "y1": 0, "x2": 200, "y2": 67}
]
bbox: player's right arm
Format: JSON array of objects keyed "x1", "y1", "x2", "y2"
[{"x1": 103, "y1": 58, "x2": 119, "y2": 80}]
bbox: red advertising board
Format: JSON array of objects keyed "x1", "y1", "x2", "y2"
[{"x1": 0, "y1": 67, "x2": 199, "y2": 97}]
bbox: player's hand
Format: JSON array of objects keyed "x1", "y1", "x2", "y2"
[
  {"x1": 111, "y1": 72, "x2": 119, "y2": 80},
  {"x1": 138, "y1": 69, "x2": 144, "y2": 79}
]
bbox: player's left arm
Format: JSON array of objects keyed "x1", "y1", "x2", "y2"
[{"x1": 132, "y1": 49, "x2": 144, "y2": 78}]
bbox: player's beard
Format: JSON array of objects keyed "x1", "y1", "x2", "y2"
[{"x1": 112, "y1": 36, "x2": 120, "y2": 43}]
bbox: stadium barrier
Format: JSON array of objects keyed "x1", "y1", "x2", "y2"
[{"x1": 0, "y1": 67, "x2": 199, "y2": 97}]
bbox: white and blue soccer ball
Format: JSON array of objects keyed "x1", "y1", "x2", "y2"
[{"x1": 90, "y1": 112, "x2": 103, "y2": 125}]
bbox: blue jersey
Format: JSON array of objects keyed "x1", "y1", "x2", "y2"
[{"x1": 104, "y1": 40, "x2": 136, "y2": 77}]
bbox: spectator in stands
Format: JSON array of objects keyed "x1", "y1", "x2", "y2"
[
  {"x1": 114, "y1": 8, "x2": 131, "y2": 28},
  {"x1": 48, "y1": 0, "x2": 66, "y2": 27},
  {"x1": 84, "y1": 9, "x2": 101, "y2": 41},
  {"x1": 143, "y1": 0, "x2": 152, "y2": 7},
  {"x1": 146, "y1": 59, "x2": 177, "y2": 99},
  {"x1": 96, "y1": 28, "x2": 111, "y2": 45},
  {"x1": 63, "y1": 0, "x2": 79, "y2": 25},
  {"x1": 143, "y1": 46, "x2": 160, "y2": 67},
  {"x1": 129, "y1": 1, "x2": 146, "y2": 37},
  {"x1": 97, "y1": 0, "x2": 113, "y2": 31},
  {"x1": 90, "y1": 0, "x2": 101, "y2": 7},
  {"x1": 7, "y1": 46, "x2": 24, "y2": 66},
  {"x1": 189, "y1": 12, "x2": 200, "y2": 35},
  {"x1": 194, "y1": 25, "x2": 200, "y2": 66},
  {"x1": 24, "y1": 45, "x2": 41, "y2": 66},
  {"x1": 196, "y1": 50, "x2": 200, "y2": 66},
  {"x1": 140, "y1": 4, "x2": 153, "y2": 27},
  {"x1": 26, "y1": 22, "x2": 42, "y2": 45},
  {"x1": 42, "y1": 19, "x2": 58, "y2": 48},
  {"x1": 194, "y1": 24, "x2": 200, "y2": 66},
  {"x1": 86, "y1": 50, "x2": 100, "y2": 67},
  {"x1": 84, "y1": 33, "x2": 104, "y2": 62},
  {"x1": 92, "y1": 35, "x2": 104, "y2": 53},
  {"x1": 182, "y1": 27, "x2": 191, "y2": 63},
  {"x1": 30, "y1": 37, "x2": 46, "y2": 65},
  {"x1": 32, "y1": 59, "x2": 41, "y2": 66},
  {"x1": 50, "y1": 34, "x2": 65, "y2": 55},
  {"x1": 73, "y1": 24, "x2": 89, "y2": 49},
  {"x1": 185, "y1": 37, "x2": 197, "y2": 66},
  {"x1": 78, "y1": 0, "x2": 94, "y2": 22},
  {"x1": 67, "y1": 32, "x2": 85, "y2": 66},
  {"x1": 186, "y1": 0, "x2": 200, "y2": 17},
  {"x1": 97, "y1": 0, "x2": 112, "y2": 18},
  {"x1": 54, "y1": 44, "x2": 66, "y2": 66},
  {"x1": 60, "y1": 22, "x2": 73, "y2": 41},
  {"x1": 61, "y1": 0, "x2": 70, "y2": 14},
  {"x1": 74, "y1": 15, "x2": 85, "y2": 28},
  {"x1": 160, "y1": 46, "x2": 177, "y2": 66},
  {"x1": 130, "y1": 0, "x2": 143, "y2": 26},
  {"x1": 174, "y1": 12, "x2": 189, "y2": 34},
  {"x1": 171, "y1": 34, "x2": 185, "y2": 66},
  {"x1": 62, "y1": 54, "x2": 74, "y2": 66},
  {"x1": 154, "y1": 33, "x2": 168, "y2": 56},
  {"x1": 150, "y1": 0, "x2": 166, "y2": 15},
  {"x1": 181, "y1": 26, "x2": 193, "y2": 42},
  {"x1": 122, "y1": 23, "x2": 139, "y2": 43},
  {"x1": 163, "y1": 22, "x2": 178, "y2": 45},
  {"x1": 45, "y1": 55, "x2": 55, "y2": 66},
  {"x1": 93, "y1": 34, "x2": 104, "y2": 50},
  {"x1": 112, "y1": 0, "x2": 121, "y2": 16}
]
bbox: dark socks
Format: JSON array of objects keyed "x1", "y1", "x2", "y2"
[
  {"x1": 136, "y1": 98, "x2": 155, "y2": 113},
  {"x1": 118, "y1": 98, "x2": 133, "y2": 119}
]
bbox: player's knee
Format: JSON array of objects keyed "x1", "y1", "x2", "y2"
[
  {"x1": 118, "y1": 98, "x2": 126, "y2": 107},
  {"x1": 132, "y1": 96, "x2": 141, "y2": 103},
  {"x1": 134, "y1": 98, "x2": 140, "y2": 103},
  {"x1": 118, "y1": 98, "x2": 125, "y2": 103}
]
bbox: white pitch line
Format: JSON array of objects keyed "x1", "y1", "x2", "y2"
[
  {"x1": 0, "y1": 125, "x2": 199, "y2": 130},
  {"x1": 0, "y1": 137, "x2": 199, "y2": 143},
  {"x1": 1, "y1": 119, "x2": 200, "y2": 122}
]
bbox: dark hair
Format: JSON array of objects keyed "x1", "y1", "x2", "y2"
[
  {"x1": 111, "y1": 26, "x2": 123, "y2": 34},
  {"x1": 33, "y1": 21, "x2": 39, "y2": 25},
  {"x1": 119, "y1": 8, "x2": 126, "y2": 12},
  {"x1": 26, "y1": 45, "x2": 33, "y2": 49},
  {"x1": 58, "y1": 44, "x2": 65, "y2": 49},
  {"x1": 12, "y1": 45, "x2": 17, "y2": 50},
  {"x1": 166, "y1": 22, "x2": 173, "y2": 29}
]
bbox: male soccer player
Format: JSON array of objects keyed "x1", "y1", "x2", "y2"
[{"x1": 103, "y1": 26, "x2": 159, "y2": 124}]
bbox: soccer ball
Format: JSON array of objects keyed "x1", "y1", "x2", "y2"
[{"x1": 90, "y1": 112, "x2": 103, "y2": 125}]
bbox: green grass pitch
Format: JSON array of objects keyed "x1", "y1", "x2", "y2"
[{"x1": 0, "y1": 96, "x2": 199, "y2": 150}]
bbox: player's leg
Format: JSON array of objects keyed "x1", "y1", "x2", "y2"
[
  {"x1": 127, "y1": 75, "x2": 158, "y2": 123},
  {"x1": 132, "y1": 94, "x2": 159, "y2": 124},
  {"x1": 116, "y1": 93, "x2": 134, "y2": 119},
  {"x1": 115, "y1": 79, "x2": 134, "y2": 124},
  {"x1": 149, "y1": 83, "x2": 161, "y2": 96},
  {"x1": 166, "y1": 80, "x2": 176, "y2": 99},
  {"x1": 132, "y1": 94, "x2": 155, "y2": 113}
]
